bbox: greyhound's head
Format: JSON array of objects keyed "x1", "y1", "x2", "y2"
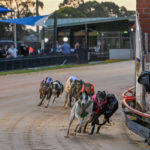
[
  {"x1": 96, "y1": 91, "x2": 106, "y2": 104},
  {"x1": 52, "y1": 82, "x2": 59, "y2": 94},
  {"x1": 74, "y1": 80, "x2": 83, "y2": 90},
  {"x1": 71, "y1": 80, "x2": 83, "y2": 95},
  {"x1": 106, "y1": 93, "x2": 115, "y2": 110},
  {"x1": 40, "y1": 81, "x2": 48, "y2": 96},
  {"x1": 79, "y1": 91, "x2": 89, "y2": 109}
]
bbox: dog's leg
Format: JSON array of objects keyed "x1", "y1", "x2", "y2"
[
  {"x1": 65, "y1": 109, "x2": 75, "y2": 137},
  {"x1": 37, "y1": 95, "x2": 45, "y2": 106},
  {"x1": 68, "y1": 95, "x2": 72, "y2": 107},
  {"x1": 74, "y1": 124, "x2": 79, "y2": 133},
  {"x1": 90, "y1": 124, "x2": 95, "y2": 135},
  {"x1": 89, "y1": 116, "x2": 97, "y2": 135},
  {"x1": 45, "y1": 94, "x2": 51, "y2": 108},
  {"x1": 83, "y1": 121, "x2": 88, "y2": 133},
  {"x1": 52, "y1": 97, "x2": 56, "y2": 103},
  {"x1": 83, "y1": 115, "x2": 93, "y2": 133},
  {"x1": 96, "y1": 125, "x2": 102, "y2": 134},
  {"x1": 64, "y1": 93, "x2": 68, "y2": 108}
]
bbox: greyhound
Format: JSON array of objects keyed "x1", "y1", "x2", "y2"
[
  {"x1": 38, "y1": 77, "x2": 53, "y2": 107},
  {"x1": 65, "y1": 91, "x2": 93, "y2": 137},
  {"x1": 83, "y1": 92, "x2": 118, "y2": 134},
  {"x1": 50, "y1": 80, "x2": 64, "y2": 104},
  {"x1": 38, "y1": 79, "x2": 64, "y2": 108},
  {"x1": 64, "y1": 76, "x2": 83, "y2": 108}
]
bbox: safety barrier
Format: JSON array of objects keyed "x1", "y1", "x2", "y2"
[
  {"x1": 122, "y1": 87, "x2": 150, "y2": 118},
  {"x1": 122, "y1": 87, "x2": 150, "y2": 144},
  {"x1": 0, "y1": 54, "x2": 77, "y2": 71}
]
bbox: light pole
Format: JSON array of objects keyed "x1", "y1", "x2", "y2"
[
  {"x1": 36, "y1": 0, "x2": 39, "y2": 42},
  {"x1": 53, "y1": 11, "x2": 57, "y2": 54}
]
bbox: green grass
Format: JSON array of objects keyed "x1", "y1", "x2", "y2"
[
  {"x1": 0, "y1": 60, "x2": 125, "y2": 76},
  {"x1": 0, "y1": 62, "x2": 103, "y2": 76}
]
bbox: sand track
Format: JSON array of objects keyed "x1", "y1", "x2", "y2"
[{"x1": 0, "y1": 61, "x2": 149, "y2": 150}]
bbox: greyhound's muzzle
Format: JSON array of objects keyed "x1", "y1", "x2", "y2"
[{"x1": 81, "y1": 102, "x2": 86, "y2": 109}]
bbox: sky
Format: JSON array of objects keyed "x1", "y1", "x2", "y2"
[{"x1": 40, "y1": 0, "x2": 136, "y2": 15}]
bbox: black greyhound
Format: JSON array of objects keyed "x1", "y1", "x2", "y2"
[{"x1": 83, "y1": 92, "x2": 118, "y2": 135}]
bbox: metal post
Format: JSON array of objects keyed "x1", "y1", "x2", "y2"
[
  {"x1": 53, "y1": 12, "x2": 57, "y2": 54},
  {"x1": 13, "y1": 11, "x2": 17, "y2": 48},
  {"x1": 36, "y1": 0, "x2": 39, "y2": 42},
  {"x1": 85, "y1": 24, "x2": 88, "y2": 48},
  {"x1": 145, "y1": 32, "x2": 149, "y2": 54},
  {"x1": 141, "y1": 32, "x2": 149, "y2": 111},
  {"x1": 41, "y1": 27, "x2": 45, "y2": 50}
]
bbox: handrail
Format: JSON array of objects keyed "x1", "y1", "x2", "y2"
[
  {"x1": 122, "y1": 87, "x2": 150, "y2": 119},
  {"x1": 122, "y1": 87, "x2": 135, "y2": 101}
]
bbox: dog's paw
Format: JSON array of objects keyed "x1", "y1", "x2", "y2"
[{"x1": 64, "y1": 135, "x2": 69, "y2": 138}]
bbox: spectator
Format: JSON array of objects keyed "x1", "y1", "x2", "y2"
[
  {"x1": 29, "y1": 46, "x2": 34, "y2": 56},
  {"x1": 37, "y1": 47, "x2": 44, "y2": 56},
  {"x1": 74, "y1": 42, "x2": 80, "y2": 53},
  {"x1": 3, "y1": 45, "x2": 10, "y2": 58},
  {"x1": 56, "y1": 41, "x2": 59, "y2": 53},
  {"x1": 24, "y1": 44, "x2": 29, "y2": 56},
  {"x1": 8, "y1": 44, "x2": 18, "y2": 58},
  {"x1": 0, "y1": 45, "x2": 5, "y2": 58},
  {"x1": 61, "y1": 41, "x2": 70, "y2": 54},
  {"x1": 20, "y1": 42, "x2": 26, "y2": 56}
]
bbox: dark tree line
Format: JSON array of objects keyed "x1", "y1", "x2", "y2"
[{"x1": 57, "y1": 0, "x2": 135, "y2": 18}]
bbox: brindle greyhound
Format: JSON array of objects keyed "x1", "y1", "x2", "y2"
[
  {"x1": 38, "y1": 80, "x2": 64, "y2": 108},
  {"x1": 64, "y1": 77, "x2": 84, "y2": 108},
  {"x1": 64, "y1": 77, "x2": 95, "y2": 108},
  {"x1": 38, "y1": 80, "x2": 51, "y2": 107}
]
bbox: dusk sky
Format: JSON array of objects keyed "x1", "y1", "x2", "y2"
[{"x1": 40, "y1": 0, "x2": 136, "y2": 15}]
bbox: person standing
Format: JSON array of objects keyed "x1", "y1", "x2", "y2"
[
  {"x1": 8, "y1": 44, "x2": 18, "y2": 58},
  {"x1": 61, "y1": 41, "x2": 71, "y2": 54}
]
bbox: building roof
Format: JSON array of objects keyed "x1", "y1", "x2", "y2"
[{"x1": 46, "y1": 16, "x2": 135, "y2": 28}]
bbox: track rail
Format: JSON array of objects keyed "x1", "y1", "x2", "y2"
[
  {"x1": 122, "y1": 87, "x2": 150, "y2": 144},
  {"x1": 122, "y1": 87, "x2": 150, "y2": 119}
]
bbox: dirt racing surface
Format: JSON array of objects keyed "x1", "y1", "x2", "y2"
[{"x1": 0, "y1": 61, "x2": 149, "y2": 150}]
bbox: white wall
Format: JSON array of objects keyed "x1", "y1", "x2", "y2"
[{"x1": 109, "y1": 49, "x2": 133, "y2": 60}]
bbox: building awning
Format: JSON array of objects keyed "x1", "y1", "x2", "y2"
[
  {"x1": 0, "y1": 7, "x2": 13, "y2": 13},
  {"x1": 46, "y1": 16, "x2": 135, "y2": 29},
  {"x1": 0, "y1": 15, "x2": 49, "y2": 26}
]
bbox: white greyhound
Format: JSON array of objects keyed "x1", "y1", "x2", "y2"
[{"x1": 65, "y1": 91, "x2": 93, "y2": 137}]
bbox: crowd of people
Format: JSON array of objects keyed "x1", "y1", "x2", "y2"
[
  {"x1": 0, "y1": 42, "x2": 37, "y2": 59},
  {"x1": 0, "y1": 41, "x2": 80, "y2": 59}
]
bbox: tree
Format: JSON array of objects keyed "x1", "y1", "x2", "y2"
[
  {"x1": 0, "y1": 0, "x2": 44, "y2": 18},
  {"x1": 57, "y1": 1, "x2": 135, "y2": 18},
  {"x1": 57, "y1": 7, "x2": 86, "y2": 18},
  {"x1": 78, "y1": 1, "x2": 108, "y2": 17},
  {"x1": 0, "y1": 0, "x2": 44, "y2": 40},
  {"x1": 100, "y1": 2, "x2": 121, "y2": 17},
  {"x1": 120, "y1": 6, "x2": 135, "y2": 17},
  {"x1": 59, "y1": 0, "x2": 84, "y2": 8}
]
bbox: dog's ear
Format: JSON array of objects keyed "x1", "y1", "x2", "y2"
[
  {"x1": 79, "y1": 92, "x2": 82, "y2": 96},
  {"x1": 102, "y1": 91, "x2": 106, "y2": 96},
  {"x1": 70, "y1": 79, "x2": 73, "y2": 83}
]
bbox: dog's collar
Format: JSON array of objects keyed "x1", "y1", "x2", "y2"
[{"x1": 78, "y1": 100, "x2": 92, "y2": 118}]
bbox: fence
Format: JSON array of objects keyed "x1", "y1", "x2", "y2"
[{"x1": 0, "y1": 54, "x2": 77, "y2": 71}]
